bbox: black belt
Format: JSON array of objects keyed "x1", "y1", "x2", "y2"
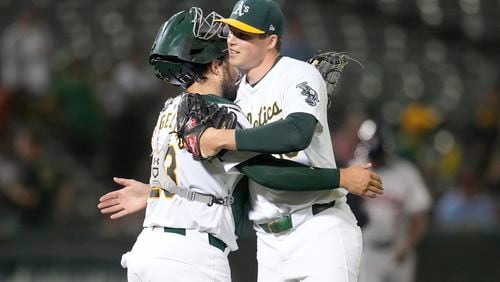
[
  {"x1": 156, "y1": 227, "x2": 227, "y2": 252},
  {"x1": 312, "y1": 201, "x2": 336, "y2": 215},
  {"x1": 259, "y1": 200, "x2": 336, "y2": 234}
]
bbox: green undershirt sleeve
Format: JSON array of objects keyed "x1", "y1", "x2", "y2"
[
  {"x1": 231, "y1": 177, "x2": 249, "y2": 237},
  {"x1": 236, "y1": 154, "x2": 340, "y2": 191},
  {"x1": 235, "y1": 112, "x2": 317, "y2": 153}
]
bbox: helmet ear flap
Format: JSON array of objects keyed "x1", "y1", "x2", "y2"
[{"x1": 150, "y1": 56, "x2": 205, "y2": 89}]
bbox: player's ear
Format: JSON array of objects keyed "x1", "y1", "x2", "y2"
[
  {"x1": 266, "y1": 35, "x2": 278, "y2": 50},
  {"x1": 209, "y1": 59, "x2": 224, "y2": 76}
]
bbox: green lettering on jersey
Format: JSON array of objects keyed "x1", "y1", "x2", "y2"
[{"x1": 246, "y1": 101, "x2": 282, "y2": 128}]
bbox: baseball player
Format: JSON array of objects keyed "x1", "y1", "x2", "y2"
[
  {"x1": 118, "y1": 9, "x2": 246, "y2": 281},
  {"x1": 196, "y1": 0, "x2": 369, "y2": 281},
  {"x1": 355, "y1": 120, "x2": 431, "y2": 282},
  {"x1": 103, "y1": 7, "x2": 383, "y2": 282}
]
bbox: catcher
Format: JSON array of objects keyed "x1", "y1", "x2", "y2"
[{"x1": 100, "y1": 7, "x2": 382, "y2": 282}]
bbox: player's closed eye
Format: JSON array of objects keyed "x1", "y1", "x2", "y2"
[{"x1": 229, "y1": 27, "x2": 266, "y2": 41}]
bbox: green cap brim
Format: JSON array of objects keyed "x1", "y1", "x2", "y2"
[{"x1": 216, "y1": 18, "x2": 265, "y2": 34}]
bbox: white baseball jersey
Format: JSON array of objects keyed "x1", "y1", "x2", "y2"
[
  {"x1": 143, "y1": 93, "x2": 255, "y2": 251},
  {"x1": 236, "y1": 56, "x2": 347, "y2": 223},
  {"x1": 359, "y1": 157, "x2": 431, "y2": 282},
  {"x1": 361, "y1": 157, "x2": 432, "y2": 248}
]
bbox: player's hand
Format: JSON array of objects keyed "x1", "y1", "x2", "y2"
[
  {"x1": 340, "y1": 163, "x2": 383, "y2": 198},
  {"x1": 200, "y1": 127, "x2": 221, "y2": 158},
  {"x1": 97, "y1": 177, "x2": 150, "y2": 219}
]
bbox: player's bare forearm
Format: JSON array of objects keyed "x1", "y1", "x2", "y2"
[
  {"x1": 200, "y1": 128, "x2": 236, "y2": 158},
  {"x1": 394, "y1": 213, "x2": 427, "y2": 263},
  {"x1": 97, "y1": 177, "x2": 150, "y2": 219},
  {"x1": 340, "y1": 163, "x2": 384, "y2": 198},
  {"x1": 406, "y1": 215, "x2": 426, "y2": 247}
]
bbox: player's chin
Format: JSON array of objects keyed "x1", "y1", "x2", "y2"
[{"x1": 228, "y1": 54, "x2": 242, "y2": 67}]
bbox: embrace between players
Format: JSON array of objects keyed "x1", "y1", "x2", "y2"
[{"x1": 98, "y1": 0, "x2": 383, "y2": 281}]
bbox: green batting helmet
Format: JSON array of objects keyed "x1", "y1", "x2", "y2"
[{"x1": 149, "y1": 7, "x2": 228, "y2": 88}]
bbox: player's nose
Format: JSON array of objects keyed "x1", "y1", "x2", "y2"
[{"x1": 227, "y1": 32, "x2": 236, "y2": 46}]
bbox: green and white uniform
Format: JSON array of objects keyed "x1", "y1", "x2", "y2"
[
  {"x1": 143, "y1": 94, "x2": 252, "y2": 251},
  {"x1": 122, "y1": 94, "x2": 254, "y2": 282},
  {"x1": 237, "y1": 57, "x2": 363, "y2": 282},
  {"x1": 122, "y1": 90, "x2": 349, "y2": 282}
]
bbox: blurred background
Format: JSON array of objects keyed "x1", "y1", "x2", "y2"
[{"x1": 0, "y1": 0, "x2": 498, "y2": 281}]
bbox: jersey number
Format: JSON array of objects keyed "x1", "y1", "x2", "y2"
[{"x1": 165, "y1": 144, "x2": 178, "y2": 185}]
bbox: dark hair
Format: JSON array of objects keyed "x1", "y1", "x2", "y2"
[{"x1": 193, "y1": 55, "x2": 227, "y2": 85}]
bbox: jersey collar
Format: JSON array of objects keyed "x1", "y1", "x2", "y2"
[{"x1": 246, "y1": 55, "x2": 283, "y2": 88}]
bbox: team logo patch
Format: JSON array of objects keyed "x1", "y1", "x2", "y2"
[{"x1": 296, "y1": 82, "x2": 319, "y2": 106}]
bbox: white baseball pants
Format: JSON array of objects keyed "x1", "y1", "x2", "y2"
[
  {"x1": 256, "y1": 198, "x2": 363, "y2": 282},
  {"x1": 122, "y1": 228, "x2": 231, "y2": 282}
]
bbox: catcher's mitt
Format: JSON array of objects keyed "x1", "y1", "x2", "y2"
[
  {"x1": 175, "y1": 93, "x2": 237, "y2": 160},
  {"x1": 308, "y1": 51, "x2": 362, "y2": 108}
]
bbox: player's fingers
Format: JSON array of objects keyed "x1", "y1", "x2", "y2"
[
  {"x1": 371, "y1": 173, "x2": 383, "y2": 185},
  {"x1": 370, "y1": 179, "x2": 384, "y2": 190},
  {"x1": 368, "y1": 183, "x2": 384, "y2": 194},
  {"x1": 364, "y1": 191, "x2": 377, "y2": 199},
  {"x1": 113, "y1": 177, "x2": 132, "y2": 186},
  {"x1": 97, "y1": 198, "x2": 119, "y2": 209},
  {"x1": 101, "y1": 205, "x2": 124, "y2": 215},
  {"x1": 97, "y1": 201, "x2": 111, "y2": 209},
  {"x1": 110, "y1": 209, "x2": 130, "y2": 220},
  {"x1": 99, "y1": 191, "x2": 119, "y2": 202},
  {"x1": 370, "y1": 175, "x2": 384, "y2": 189},
  {"x1": 98, "y1": 198, "x2": 121, "y2": 210}
]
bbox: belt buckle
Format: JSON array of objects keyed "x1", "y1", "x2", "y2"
[
  {"x1": 267, "y1": 219, "x2": 281, "y2": 234},
  {"x1": 222, "y1": 196, "x2": 234, "y2": 206},
  {"x1": 186, "y1": 190, "x2": 196, "y2": 201},
  {"x1": 209, "y1": 195, "x2": 234, "y2": 206},
  {"x1": 267, "y1": 216, "x2": 292, "y2": 234}
]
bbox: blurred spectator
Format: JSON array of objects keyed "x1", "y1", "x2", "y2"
[
  {"x1": 0, "y1": 87, "x2": 14, "y2": 130},
  {"x1": 50, "y1": 58, "x2": 105, "y2": 167},
  {"x1": 0, "y1": 130, "x2": 21, "y2": 239},
  {"x1": 97, "y1": 49, "x2": 160, "y2": 178},
  {"x1": 111, "y1": 48, "x2": 158, "y2": 100},
  {"x1": 0, "y1": 126, "x2": 62, "y2": 229},
  {"x1": 484, "y1": 145, "x2": 500, "y2": 193},
  {"x1": 281, "y1": 14, "x2": 314, "y2": 61},
  {"x1": 469, "y1": 87, "x2": 499, "y2": 174},
  {"x1": 1, "y1": 6, "x2": 52, "y2": 97},
  {"x1": 397, "y1": 103, "x2": 440, "y2": 163},
  {"x1": 434, "y1": 167, "x2": 498, "y2": 233},
  {"x1": 356, "y1": 120, "x2": 432, "y2": 282}
]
